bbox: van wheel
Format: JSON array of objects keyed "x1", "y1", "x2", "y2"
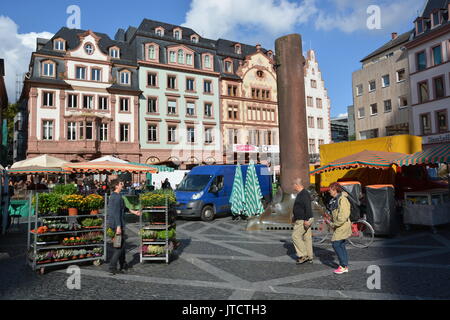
[{"x1": 201, "y1": 205, "x2": 215, "y2": 222}]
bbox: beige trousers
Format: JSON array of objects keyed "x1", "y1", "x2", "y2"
[{"x1": 292, "y1": 220, "x2": 314, "y2": 259}]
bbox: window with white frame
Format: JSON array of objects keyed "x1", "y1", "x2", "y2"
[
  {"x1": 76, "y1": 66, "x2": 86, "y2": 80},
  {"x1": 99, "y1": 123, "x2": 108, "y2": 141},
  {"x1": 42, "y1": 62, "x2": 55, "y2": 77},
  {"x1": 186, "y1": 78, "x2": 195, "y2": 91},
  {"x1": 167, "y1": 76, "x2": 177, "y2": 89},
  {"x1": 79, "y1": 121, "x2": 84, "y2": 140},
  {"x1": 205, "y1": 128, "x2": 213, "y2": 143},
  {"x1": 384, "y1": 100, "x2": 392, "y2": 113},
  {"x1": 311, "y1": 80, "x2": 317, "y2": 88},
  {"x1": 83, "y1": 95, "x2": 94, "y2": 109},
  {"x1": 177, "y1": 50, "x2": 184, "y2": 64},
  {"x1": 168, "y1": 126, "x2": 177, "y2": 142},
  {"x1": 98, "y1": 97, "x2": 108, "y2": 110},
  {"x1": 186, "y1": 54, "x2": 193, "y2": 65},
  {"x1": 168, "y1": 100, "x2": 177, "y2": 115},
  {"x1": 235, "y1": 45, "x2": 241, "y2": 54},
  {"x1": 85, "y1": 121, "x2": 93, "y2": 140},
  {"x1": 110, "y1": 48, "x2": 120, "y2": 59},
  {"x1": 42, "y1": 120, "x2": 53, "y2": 140},
  {"x1": 156, "y1": 29, "x2": 163, "y2": 36},
  {"x1": 147, "y1": 97, "x2": 157, "y2": 113},
  {"x1": 169, "y1": 51, "x2": 176, "y2": 63},
  {"x1": 356, "y1": 84, "x2": 363, "y2": 96},
  {"x1": 147, "y1": 73, "x2": 157, "y2": 87},
  {"x1": 225, "y1": 61, "x2": 232, "y2": 73},
  {"x1": 119, "y1": 71, "x2": 130, "y2": 85},
  {"x1": 369, "y1": 80, "x2": 376, "y2": 92},
  {"x1": 54, "y1": 40, "x2": 65, "y2": 51},
  {"x1": 382, "y1": 75, "x2": 390, "y2": 88},
  {"x1": 119, "y1": 124, "x2": 130, "y2": 142},
  {"x1": 186, "y1": 102, "x2": 195, "y2": 116},
  {"x1": 187, "y1": 127, "x2": 195, "y2": 143},
  {"x1": 67, "y1": 122, "x2": 77, "y2": 141},
  {"x1": 43, "y1": 92, "x2": 54, "y2": 107},
  {"x1": 204, "y1": 55, "x2": 211, "y2": 68},
  {"x1": 370, "y1": 103, "x2": 378, "y2": 115},
  {"x1": 396, "y1": 69, "x2": 406, "y2": 82},
  {"x1": 191, "y1": 36, "x2": 198, "y2": 43},
  {"x1": 308, "y1": 139, "x2": 316, "y2": 154},
  {"x1": 148, "y1": 124, "x2": 158, "y2": 142},
  {"x1": 204, "y1": 80, "x2": 212, "y2": 93},
  {"x1": 68, "y1": 94, "x2": 78, "y2": 108},
  {"x1": 148, "y1": 45, "x2": 156, "y2": 60},
  {"x1": 91, "y1": 68, "x2": 101, "y2": 82},
  {"x1": 204, "y1": 103, "x2": 212, "y2": 117},
  {"x1": 317, "y1": 117, "x2": 324, "y2": 129},
  {"x1": 84, "y1": 44, "x2": 94, "y2": 55},
  {"x1": 119, "y1": 98, "x2": 129, "y2": 112},
  {"x1": 174, "y1": 30, "x2": 181, "y2": 40}
]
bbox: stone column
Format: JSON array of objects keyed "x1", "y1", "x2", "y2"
[{"x1": 275, "y1": 34, "x2": 310, "y2": 193}]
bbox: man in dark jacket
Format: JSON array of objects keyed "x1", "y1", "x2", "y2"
[
  {"x1": 291, "y1": 178, "x2": 314, "y2": 265},
  {"x1": 107, "y1": 179, "x2": 141, "y2": 275}
]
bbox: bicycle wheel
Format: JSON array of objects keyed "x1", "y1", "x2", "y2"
[
  {"x1": 348, "y1": 220, "x2": 374, "y2": 248},
  {"x1": 311, "y1": 218, "x2": 330, "y2": 244}
]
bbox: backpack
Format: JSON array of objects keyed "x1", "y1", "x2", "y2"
[{"x1": 345, "y1": 193, "x2": 362, "y2": 222}]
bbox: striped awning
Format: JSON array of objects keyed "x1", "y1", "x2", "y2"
[
  {"x1": 310, "y1": 150, "x2": 406, "y2": 175},
  {"x1": 8, "y1": 166, "x2": 72, "y2": 175},
  {"x1": 395, "y1": 144, "x2": 450, "y2": 166},
  {"x1": 63, "y1": 161, "x2": 158, "y2": 174}
]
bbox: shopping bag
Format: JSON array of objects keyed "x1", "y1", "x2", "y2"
[{"x1": 113, "y1": 234, "x2": 122, "y2": 248}]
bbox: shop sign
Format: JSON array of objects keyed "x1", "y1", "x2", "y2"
[{"x1": 423, "y1": 133, "x2": 450, "y2": 145}]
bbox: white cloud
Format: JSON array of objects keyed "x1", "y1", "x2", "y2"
[
  {"x1": 183, "y1": 0, "x2": 318, "y2": 44},
  {"x1": 338, "y1": 113, "x2": 348, "y2": 118},
  {"x1": 0, "y1": 16, "x2": 53, "y2": 102},
  {"x1": 183, "y1": 0, "x2": 426, "y2": 43}
]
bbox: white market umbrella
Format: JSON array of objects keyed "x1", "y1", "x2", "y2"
[
  {"x1": 11, "y1": 154, "x2": 68, "y2": 169},
  {"x1": 90, "y1": 156, "x2": 128, "y2": 164}
]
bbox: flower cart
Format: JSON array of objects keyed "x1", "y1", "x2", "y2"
[
  {"x1": 27, "y1": 192, "x2": 107, "y2": 274},
  {"x1": 139, "y1": 191, "x2": 177, "y2": 264}
]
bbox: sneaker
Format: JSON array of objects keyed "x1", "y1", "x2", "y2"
[{"x1": 333, "y1": 266, "x2": 349, "y2": 274}]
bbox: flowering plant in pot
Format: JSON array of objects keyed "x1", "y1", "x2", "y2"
[
  {"x1": 63, "y1": 194, "x2": 84, "y2": 216},
  {"x1": 84, "y1": 194, "x2": 104, "y2": 215}
]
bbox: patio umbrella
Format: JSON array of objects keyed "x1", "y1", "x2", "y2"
[
  {"x1": 243, "y1": 161, "x2": 264, "y2": 217},
  {"x1": 310, "y1": 150, "x2": 406, "y2": 175},
  {"x1": 394, "y1": 144, "x2": 450, "y2": 166},
  {"x1": 90, "y1": 156, "x2": 128, "y2": 163},
  {"x1": 8, "y1": 166, "x2": 71, "y2": 175},
  {"x1": 63, "y1": 161, "x2": 158, "y2": 174},
  {"x1": 11, "y1": 154, "x2": 68, "y2": 169},
  {"x1": 230, "y1": 164, "x2": 245, "y2": 217}
]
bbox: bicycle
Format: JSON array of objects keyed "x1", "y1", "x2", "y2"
[{"x1": 311, "y1": 212, "x2": 375, "y2": 248}]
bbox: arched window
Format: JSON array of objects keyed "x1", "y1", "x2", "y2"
[
  {"x1": 174, "y1": 31, "x2": 180, "y2": 40},
  {"x1": 177, "y1": 50, "x2": 184, "y2": 64},
  {"x1": 148, "y1": 45, "x2": 156, "y2": 60}
]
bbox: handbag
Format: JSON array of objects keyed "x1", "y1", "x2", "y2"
[{"x1": 113, "y1": 234, "x2": 122, "y2": 248}]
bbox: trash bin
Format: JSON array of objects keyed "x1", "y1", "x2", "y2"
[{"x1": 366, "y1": 185, "x2": 399, "y2": 236}]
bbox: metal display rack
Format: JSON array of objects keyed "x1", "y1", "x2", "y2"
[
  {"x1": 27, "y1": 193, "x2": 107, "y2": 274},
  {"x1": 139, "y1": 198, "x2": 176, "y2": 264}
]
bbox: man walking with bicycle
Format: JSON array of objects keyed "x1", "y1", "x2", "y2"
[{"x1": 291, "y1": 178, "x2": 314, "y2": 265}]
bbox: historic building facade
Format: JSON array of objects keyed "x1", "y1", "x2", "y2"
[
  {"x1": 304, "y1": 50, "x2": 332, "y2": 162},
  {"x1": 406, "y1": 0, "x2": 450, "y2": 148},
  {"x1": 118, "y1": 20, "x2": 222, "y2": 168},
  {"x1": 18, "y1": 28, "x2": 141, "y2": 163},
  {"x1": 352, "y1": 31, "x2": 412, "y2": 141}
]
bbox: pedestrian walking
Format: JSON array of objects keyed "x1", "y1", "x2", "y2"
[
  {"x1": 328, "y1": 182, "x2": 352, "y2": 275},
  {"x1": 161, "y1": 178, "x2": 172, "y2": 190},
  {"x1": 107, "y1": 179, "x2": 141, "y2": 275},
  {"x1": 291, "y1": 178, "x2": 314, "y2": 265}
]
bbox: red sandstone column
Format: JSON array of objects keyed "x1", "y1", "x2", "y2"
[{"x1": 275, "y1": 34, "x2": 310, "y2": 192}]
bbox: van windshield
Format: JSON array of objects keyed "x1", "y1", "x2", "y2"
[{"x1": 176, "y1": 175, "x2": 212, "y2": 192}]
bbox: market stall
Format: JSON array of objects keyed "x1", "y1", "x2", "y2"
[{"x1": 394, "y1": 144, "x2": 450, "y2": 232}]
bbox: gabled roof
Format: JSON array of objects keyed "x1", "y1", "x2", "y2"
[
  {"x1": 37, "y1": 27, "x2": 137, "y2": 66},
  {"x1": 422, "y1": 0, "x2": 449, "y2": 17},
  {"x1": 360, "y1": 30, "x2": 413, "y2": 62}
]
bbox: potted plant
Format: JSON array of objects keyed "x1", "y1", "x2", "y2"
[
  {"x1": 47, "y1": 193, "x2": 64, "y2": 215},
  {"x1": 63, "y1": 194, "x2": 84, "y2": 216},
  {"x1": 78, "y1": 249, "x2": 87, "y2": 259},
  {"x1": 85, "y1": 194, "x2": 104, "y2": 215}
]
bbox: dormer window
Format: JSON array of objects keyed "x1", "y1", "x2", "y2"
[
  {"x1": 416, "y1": 19, "x2": 424, "y2": 34},
  {"x1": 109, "y1": 47, "x2": 120, "y2": 59},
  {"x1": 432, "y1": 11, "x2": 441, "y2": 27},
  {"x1": 204, "y1": 55, "x2": 211, "y2": 68},
  {"x1": 119, "y1": 70, "x2": 131, "y2": 85},
  {"x1": 191, "y1": 35, "x2": 199, "y2": 43},
  {"x1": 174, "y1": 30, "x2": 181, "y2": 40},
  {"x1": 42, "y1": 61, "x2": 56, "y2": 78},
  {"x1": 84, "y1": 43, "x2": 94, "y2": 55},
  {"x1": 267, "y1": 50, "x2": 273, "y2": 59},
  {"x1": 54, "y1": 39, "x2": 65, "y2": 51},
  {"x1": 235, "y1": 44, "x2": 242, "y2": 54},
  {"x1": 224, "y1": 60, "x2": 233, "y2": 73},
  {"x1": 155, "y1": 27, "x2": 165, "y2": 37}
]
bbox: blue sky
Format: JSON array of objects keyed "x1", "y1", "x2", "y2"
[{"x1": 0, "y1": 0, "x2": 426, "y2": 117}]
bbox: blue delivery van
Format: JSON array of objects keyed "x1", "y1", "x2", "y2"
[{"x1": 175, "y1": 165, "x2": 272, "y2": 221}]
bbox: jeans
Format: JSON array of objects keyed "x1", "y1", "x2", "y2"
[
  {"x1": 332, "y1": 240, "x2": 348, "y2": 268},
  {"x1": 109, "y1": 233, "x2": 126, "y2": 271}
]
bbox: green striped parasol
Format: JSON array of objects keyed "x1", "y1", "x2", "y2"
[
  {"x1": 243, "y1": 161, "x2": 264, "y2": 217},
  {"x1": 230, "y1": 164, "x2": 245, "y2": 217},
  {"x1": 394, "y1": 144, "x2": 450, "y2": 166}
]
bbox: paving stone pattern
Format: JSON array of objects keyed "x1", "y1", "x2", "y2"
[{"x1": 1, "y1": 218, "x2": 450, "y2": 300}]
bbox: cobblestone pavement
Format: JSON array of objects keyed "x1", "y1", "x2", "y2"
[{"x1": 1, "y1": 217, "x2": 450, "y2": 300}]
